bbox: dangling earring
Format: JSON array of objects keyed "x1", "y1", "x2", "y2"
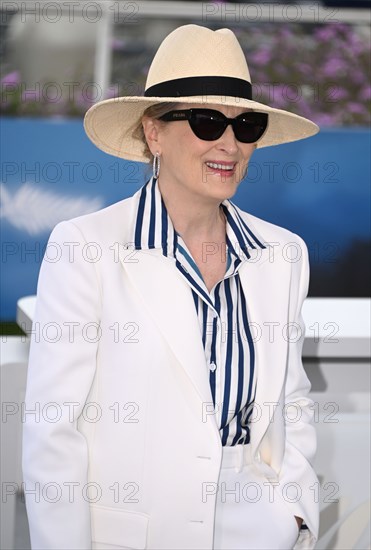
[{"x1": 152, "y1": 152, "x2": 161, "y2": 180}]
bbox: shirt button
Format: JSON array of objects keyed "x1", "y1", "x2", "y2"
[{"x1": 209, "y1": 362, "x2": 217, "y2": 372}]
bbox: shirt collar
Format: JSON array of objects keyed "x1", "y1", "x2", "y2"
[
  {"x1": 133, "y1": 177, "x2": 176, "y2": 257},
  {"x1": 132, "y1": 177, "x2": 266, "y2": 259}
]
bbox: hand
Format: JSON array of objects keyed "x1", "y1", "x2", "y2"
[{"x1": 294, "y1": 516, "x2": 303, "y2": 530}]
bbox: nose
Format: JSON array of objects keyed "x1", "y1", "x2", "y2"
[{"x1": 216, "y1": 124, "x2": 239, "y2": 154}]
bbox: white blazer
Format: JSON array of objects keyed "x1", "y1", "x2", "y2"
[{"x1": 22, "y1": 187, "x2": 319, "y2": 550}]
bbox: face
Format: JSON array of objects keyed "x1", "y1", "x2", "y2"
[{"x1": 142, "y1": 103, "x2": 256, "y2": 205}]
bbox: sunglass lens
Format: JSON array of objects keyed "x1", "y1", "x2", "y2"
[
  {"x1": 189, "y1": 111, "x2": 226, "y2": 141},
  {"x1": 234, "y1": 113, "x2": 268, "y2": 143}
]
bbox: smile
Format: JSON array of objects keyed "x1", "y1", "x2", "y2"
[{"x1": 205, "y1": 162, "x2": 235, "y2": 171}]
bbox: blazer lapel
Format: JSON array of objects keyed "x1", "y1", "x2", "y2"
[
  {"x1": 120, "y1": 246, "x2": 220, "y2": 438},
  {"x1": 238, "y1": 250, "x2": 291, "y2": 453}
]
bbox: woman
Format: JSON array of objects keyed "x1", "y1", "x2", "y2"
[{"x1": 22, "y1": 25, "x2": 319, "y2": 550}]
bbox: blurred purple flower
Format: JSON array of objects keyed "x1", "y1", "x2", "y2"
[
  {"x1": 317, "y1": 23, "x2": 349, "y2": 40},
  {"x1": 315, "y1": 26, "x2": 336, "y2": 41},
  {"x1": 250, "y1": 49, "x2": 271, "y2": 66},
  {"x1": 276, "y1": 64, "x2": 289, "y2": 78},
  {"x1": 251, "y1": 71, "x2": 267, "y2": 85},
  {"x1": 279, "y1": 27, "x2": 293, "y2": 40},
  {"x1": 347, "y1": 102, "x2": 368, "y2": 115},
  {"x1": 314, "y1": 113, "x2": 338, "y2": 126},
  {"x1": 1, "y1": 71, "x2": 21, "y2": 86},
  {"x1": 295, "y1": 97, "x2": 315, "y2": 118},
  {"x1": 347, "y1": 41, "x2": 364, "y2": 56},
  {"x1": 271, "y1": 84, "x2": 291, "y2": 108},
  {"x1": 322, "y1": 58, "x2": 347, "y2": 78},
  {"x1": 333, "y1": 22, "x2": 350, "y2": 33},
  {"x1": 331, "y1": 87, "x2": 348, "y2": 101},
  {"x1": 295, "y1": 63, "x2": 312, "y2": 74},
  {"x1": 74, "y1": 90, "x2": 94, "y2": 110},
  {"x1": 350, "y1": 69, "x2": 366, "y2": 85},
  {"x1": 359, "y1": 86, "x2": 371, "y2": 101}
]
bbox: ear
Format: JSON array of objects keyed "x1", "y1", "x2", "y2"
[{"x1": 142, "y1": 117, "x2": 162, "y2": 156}]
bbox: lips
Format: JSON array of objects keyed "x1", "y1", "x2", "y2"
[
  {"x1": 205, "y1": 161, "x2": 236, "y2": 178},
  {"x1": 206, "y1": 161, "x2": 235, "y2": 171}
]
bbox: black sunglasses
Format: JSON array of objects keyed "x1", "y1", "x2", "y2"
[{"x1": 159, "y1": 108, "x2": 268, "y2": 143}]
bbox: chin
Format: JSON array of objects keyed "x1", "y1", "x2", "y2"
[
  {"x1": 203, "y1": 187, "x2": 237, "y2": 205},
  {"x1": 210, "y1": 177, "x2": 241, "y2": 199}
]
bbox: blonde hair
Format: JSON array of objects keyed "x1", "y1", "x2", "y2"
[{"x1": 132, "y1": 102, "x2": 180, "y2": 162}]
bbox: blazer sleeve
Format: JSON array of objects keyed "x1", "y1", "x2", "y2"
[
  {"x1": 278, "y1": 235, "x2": 319, "y2": 550},
  {"x1": 22, "y1": 220, "x2": 102, "y2": 549}
]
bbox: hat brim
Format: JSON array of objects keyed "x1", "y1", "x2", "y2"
[{"x1": 84, "y1": 95, "x2": 319, "y2": 163}]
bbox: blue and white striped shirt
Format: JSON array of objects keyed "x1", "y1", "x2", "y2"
[{"x1": 133, "y1": 178, "x2": 266, "y2": 446}]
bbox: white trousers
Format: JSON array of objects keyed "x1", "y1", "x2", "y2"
[{"x1": 212, "y1": 445, "x2": 300, "y2": 550}]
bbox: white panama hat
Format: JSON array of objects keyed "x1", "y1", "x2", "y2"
[{"x1": 84, "y1": 24, "x2": 319, "y2": 163}]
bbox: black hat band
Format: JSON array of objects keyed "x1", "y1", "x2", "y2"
[{"x1": 144, "y1": 76, "x2": 252, "y2": 100}]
